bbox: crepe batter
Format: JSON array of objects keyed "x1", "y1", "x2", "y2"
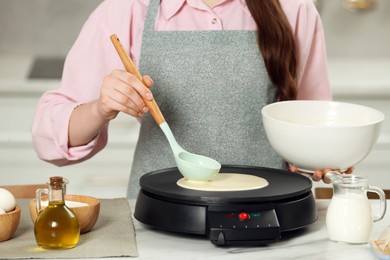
[{"x1": 177, "y1": 173, "x2": 269, "y2": 192}]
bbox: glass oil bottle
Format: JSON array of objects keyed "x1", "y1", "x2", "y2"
[{"x1": 34, "y1": 176, "x2": 80, "y2": 249}]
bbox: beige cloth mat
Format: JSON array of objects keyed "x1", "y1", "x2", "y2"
[{"x1": 0, "y1": 198, "x2": 138, "y2": 259}]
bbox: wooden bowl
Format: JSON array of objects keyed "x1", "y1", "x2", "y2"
[
  {"x1": 0, "y1": 205, "x2": 21, "y2": 242},
  {"x1": 29, "y1": 195, "x2": 100, "y2": 234}
]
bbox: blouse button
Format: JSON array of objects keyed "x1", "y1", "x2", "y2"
[{"x1": 211, "y1": 18, "x2": 217, "y2": 24}]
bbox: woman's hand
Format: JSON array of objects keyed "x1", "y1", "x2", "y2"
[
  {"x1": 289, "y1": 165, "x2": 354, "y2": 183},
  {"x1": 97, "y1": 69, "x2": 154, "y2": 121},
  {"x1": 69, "y1": 70, "x2": 154, "y2": 147}
]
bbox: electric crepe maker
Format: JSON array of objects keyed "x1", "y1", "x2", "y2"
[{"x1": 134, "y1": 165, "x2": 317, "y2": 246}]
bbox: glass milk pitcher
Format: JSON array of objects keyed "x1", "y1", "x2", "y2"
[{"x1": 326, "y1": 174, "x2": 387, "y2": 244}]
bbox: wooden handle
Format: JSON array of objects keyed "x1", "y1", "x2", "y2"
[{"x1": 110, "y1": 34, "x2": 165, "y2": 125}]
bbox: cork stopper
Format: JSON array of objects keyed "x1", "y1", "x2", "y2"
[{"x1": 50, "y1": 176, "x2": 64, "y2": 190}]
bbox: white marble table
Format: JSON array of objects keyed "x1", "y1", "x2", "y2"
[{"x1": 131, "y1": 200, "x2": 389, "y2": 260}]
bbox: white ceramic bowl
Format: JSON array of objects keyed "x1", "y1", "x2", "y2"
[{"x1": 261, "y1": 100, "x2": 384, "y2": 172}]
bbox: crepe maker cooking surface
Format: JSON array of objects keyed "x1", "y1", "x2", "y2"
[{"x1": 134, "y1": 165, "x2": 317, "y2": 246}]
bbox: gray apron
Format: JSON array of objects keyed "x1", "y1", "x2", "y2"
[{"x1": 128, "y1": 1, "x2": 284, "y2": 198}]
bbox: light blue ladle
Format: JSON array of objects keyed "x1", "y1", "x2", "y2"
[{"x1": 111, "y1": 35, "x2": 221, "y2": 182}]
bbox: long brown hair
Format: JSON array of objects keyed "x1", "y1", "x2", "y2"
[{"x1": 246, "y1": 0, "x2": 297, "y2": 101}]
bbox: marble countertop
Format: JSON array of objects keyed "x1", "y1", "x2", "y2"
[{"x1": 129, "y1": 199, "x2": 389, "y2": 260}]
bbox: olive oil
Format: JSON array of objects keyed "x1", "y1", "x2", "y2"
[{"x1": 34, "y1": 177, "x2": 80, "y2": 249}]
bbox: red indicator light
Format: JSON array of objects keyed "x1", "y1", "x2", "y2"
[
  {"x1": 238, "y1": 212, "x2": 249, "y2": 221},
  {"x1": 224, "y1": 213, "x2": 235, "y2": 218}
]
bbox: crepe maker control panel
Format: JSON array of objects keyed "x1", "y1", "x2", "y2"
[{"x1": 207, "y1": 204, "x2": 281, "y2": 246}]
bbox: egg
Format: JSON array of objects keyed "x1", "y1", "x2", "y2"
[
  {"x1": 0, "y1": 188, "x2": 16, "y2": 212},
  {"x1": 0, "y1": 207, "x2": 6, "y2": 215}
]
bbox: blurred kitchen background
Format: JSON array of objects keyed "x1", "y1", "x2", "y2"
[{"x1": 0, "y1": 0, "x2": 389, "y2": 198}]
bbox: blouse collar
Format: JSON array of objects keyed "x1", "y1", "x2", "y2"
[{"x1": 159, "y1": 0, "x2": 251, "y2": 21}]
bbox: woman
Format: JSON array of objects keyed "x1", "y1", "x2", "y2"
[{"x1": 32, "y1": 0, "x2": 336, "y2": 198}]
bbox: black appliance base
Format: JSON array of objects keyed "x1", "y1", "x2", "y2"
[{"x1": 134, "y1": 165, "x2": 317, "y2": 246}]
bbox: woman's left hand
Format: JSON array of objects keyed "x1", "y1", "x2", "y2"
[{"x1": 289, "y1": 165, "x2": 354, "y2": 184}]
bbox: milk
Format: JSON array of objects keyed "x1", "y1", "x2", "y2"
[{"x1": 326, "y1": 193, "x2": 373, "y2": 244}]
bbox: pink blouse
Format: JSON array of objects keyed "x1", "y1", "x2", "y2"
[{"x1": 32, "y1": 0, "x2": 331, "y2": 165}]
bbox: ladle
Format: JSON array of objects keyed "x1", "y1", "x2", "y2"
[{"x1": 110, "y1": 35, "x2": 221, "y2": 182}]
